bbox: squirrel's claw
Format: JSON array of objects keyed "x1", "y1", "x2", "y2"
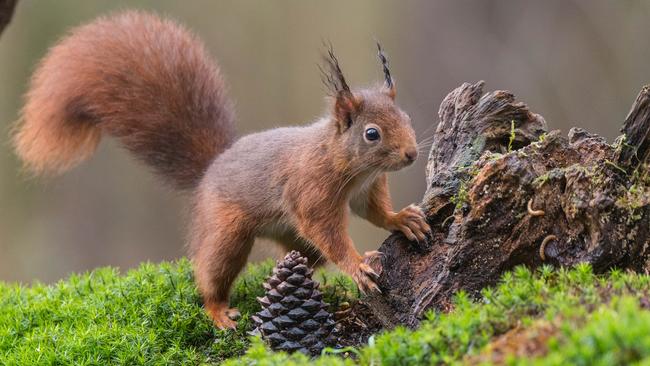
[
  {"x1": 362, "y1": 251, "x2": 383, "y2": 280},
  {"x1": 391, "y1": 204, "x2": 432, "y2": 250},
  {"x1": 352, "y1": 252, "x2": 383, "y2": 295}
]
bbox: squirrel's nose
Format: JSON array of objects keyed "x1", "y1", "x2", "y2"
[{"x1": 404, "y1": 148, "x2": 418, "y2": 164}]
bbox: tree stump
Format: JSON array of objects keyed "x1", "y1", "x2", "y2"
[{"x1": 367, "y1": 81, "x2": 650, "y2": 328}]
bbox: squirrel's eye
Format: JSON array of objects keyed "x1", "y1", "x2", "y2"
[{"x1": 364, "y1": 127, "x2": 380, "y2": 142}]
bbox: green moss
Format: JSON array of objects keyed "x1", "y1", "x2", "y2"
[
  {"x1": 512, "y1": 297, "x2": 650, "y2": 366},
  {"x1": 450, "y1": 181, "x2": 470, "y2": 210},
  {"x1": 0, "y1": 258, "x2": 361, "y2": 365},
  {"x1": 316, "y1": 269, "x2": 359, "y2": 310},
  {"x1": 4, "y1": 260, "x2": 650, "y2": 365},
  {"x1": 0, "y1": 259, "x2": 273, "y2": 365},
  {"x1": 611, "y1": 134, "x2": 628, "y2": 154},
  {"x1": 616, "y1": 163, "x2": 649, "y2": 224},
  {"x1": 532, "y1": 172, "x2": 550, "y2": 188},
  {"x1": 508, "y1": 120, "x2": 516, "y2": 153},
  {"x1": 230, "y1": 264, "x2": 650, "y2": 365},
  {"x1": 451, "y1": 162, "x2": 482, "y2": 211},
  {"x1": 604, "y1": 159, "x2": 628, "y2": 175},
  {"x1": 537, "y1": 133, "x2": 548, "y2": 143}
]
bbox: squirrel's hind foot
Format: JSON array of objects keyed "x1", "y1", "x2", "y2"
[
  {"x1": 351, "y1": 251, "x2": 383, "y2": 295},
  {"x1": 205, "y1": 300, "x2": 239, "y2": 329}
]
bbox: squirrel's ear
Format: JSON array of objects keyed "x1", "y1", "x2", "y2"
[
  {"x1": 383, "y1": 82, "x2": 396, "y2": 100},
  {"x1": 320, "y1": 43, "x2": 359, "y2": 132},
  {"x1": 333, "y1": 90, "x2": 359, "y2": 132},
  {"x1": 377, "y1": 42, "x2": 396, "y2": 99}
]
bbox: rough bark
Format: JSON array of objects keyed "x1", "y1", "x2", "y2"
[
  {"x1": 0, "y1": 0, "x2": 17, "y2": 37},
  {"x1": 366, "y1": 81, "x2": 650, "y2": 328},
  {"x1": 618, "y1": 85, "x2": 650, "y2": 170}
]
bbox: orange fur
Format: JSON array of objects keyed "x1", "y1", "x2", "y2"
[
  {"x1": 14, "y1": 11, "x2": 234, "y2": 189},
  {"x1": 15, "y1": 11, "x2": 432, "y2": 329},
  {"x1": 190, "y1": 197, "x2": 255, "y2": 328}
]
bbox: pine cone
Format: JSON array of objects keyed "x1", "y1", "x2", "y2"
[{"x1": 252, "y1": 251, "x2": 336, "y2": 355}]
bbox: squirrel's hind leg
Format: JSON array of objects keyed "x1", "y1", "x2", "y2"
[{"x1": 190, "y1": 201, "x2": 255, "y2": 329}]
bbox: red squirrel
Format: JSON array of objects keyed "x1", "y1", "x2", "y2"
[{"x1": 14, "y1": 11, "x2": 431, "y2": 328}]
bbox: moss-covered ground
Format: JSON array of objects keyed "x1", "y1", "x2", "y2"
[{"x1": 2, "y1": 259, "x2": 650, "y2": 365}]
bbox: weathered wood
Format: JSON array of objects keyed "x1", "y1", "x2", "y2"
[
  {"x1": 618, "y1": 85, "x2": 650, "y2": 169},
  {"x1": 0, "y1": 0, "x2": 17, "y2": 37},
  {"x1": 366, "y1": 82, "x2": 650, "y2": 328}
]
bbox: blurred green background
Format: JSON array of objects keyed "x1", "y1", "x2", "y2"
[{"x1": 1, "y1": 1, "x2": 649, "y2": 283}]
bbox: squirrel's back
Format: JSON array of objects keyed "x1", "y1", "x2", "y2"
[
  {"x1": 201, "y1": 121, "x2": 327, "y2": 212},
  {"x1": 14, "y1": 11, "x2": 235, "y2": 189}
]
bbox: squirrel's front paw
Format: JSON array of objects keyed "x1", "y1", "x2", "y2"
[
  {"x1": 350, "y1": 251, "x2": 383, "y2": 295},
  {"x1": 389, "y1": 204, "x2": 432, "y2": 247}
]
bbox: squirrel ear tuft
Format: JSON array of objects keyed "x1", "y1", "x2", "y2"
[
  {"x1": 320, "y1": 43, "x2": 350, "y2": 95},
  {"x1": 319, "y1": 42, "x2": 359, "y2": 132},
  {"x1": 376, "y1": 42, "x2": 396, "y2": 99}
]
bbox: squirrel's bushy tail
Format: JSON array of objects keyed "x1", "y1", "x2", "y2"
[{"x1": 14, "y1": 11, "x2": 235, "y2": 189}]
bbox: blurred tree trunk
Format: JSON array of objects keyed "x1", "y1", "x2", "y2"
[
  {"x1": 0, "y1": 0, "x2": 17, "y2": 37},
  {"x1": 366, "y1": 81, "x2": 650, "y2": 328}
]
